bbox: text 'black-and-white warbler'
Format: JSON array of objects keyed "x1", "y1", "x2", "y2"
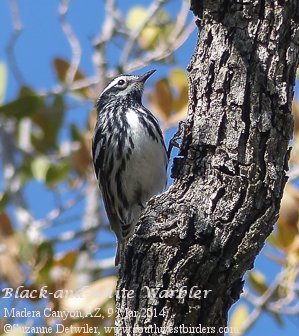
[{"x1": 92, "y1": 70, "x2": 168, "y2": 265}]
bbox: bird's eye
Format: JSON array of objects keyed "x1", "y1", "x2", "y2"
[{"x1": 118, "y1": 79, "x2": 125, "y2": 86}]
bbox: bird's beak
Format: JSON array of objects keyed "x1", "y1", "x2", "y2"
[{"x1": 139, "y1": 69, "x2": 156, "y2": 82}]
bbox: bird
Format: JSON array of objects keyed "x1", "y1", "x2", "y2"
[{"x1": 92, "y1": 69, "x2": 168, "y2": 265}]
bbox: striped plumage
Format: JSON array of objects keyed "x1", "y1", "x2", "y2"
[{"x1": 92, "y1": 70, "x2": 168, "y2": 264}]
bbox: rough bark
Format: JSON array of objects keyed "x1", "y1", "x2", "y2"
[{"x1": 116, "y1": 1, "x2": 299, "y2": 335}]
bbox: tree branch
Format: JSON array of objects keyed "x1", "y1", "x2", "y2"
[
  {"x1": 7, "y1": 0, "x2": 24, "y2": 84},
  {"x1": 58, "y1": 0, "x2": 82, "y2": 85}
]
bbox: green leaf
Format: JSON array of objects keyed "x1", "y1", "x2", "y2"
[
  {"x1": 46, "y1": 162, "x2": 70, "y2": 186},
  {"x1": 126, "y1": 7, "x2": 171, "y2": 50},
  {"x1": 31, "y1": 156, "x2": 51, "y2": 181},
  {"x1": 17, "y1": 231, "x2": 34, "y2": 264},
  {"x1": 0, "y1": 62, "x2": 7, "y2": 104},
  {"x1": 31, "y1": 94, "x2": 65, "y2": 151},
  {"x1": 126, "y1": 6, "x2": 147, "y2": 30},
  {"x1": 0, "y1": 192, "x2": 10, "y2": 211},
  {"x1": 18, "y1": 156, "x2": 35, "y2": 183},
  {"x1": 248, "y1": 270, "x2": 268, "y2": 295},
  {"x1": 34, "y1": 241, "x2": 54, "y2": 285},
  {"x1": 169, "y1": 69, "x2": 188, "y2": 90},
  {"x1": 271, "y1": 311, "x2": 284, "y2": 327},
  {"x1": 230, "y1": 304, "x2": 249, "y2": 331},
  {"x1": 70, "y1": 123, "x2": 84, "y2": 141},
  {"x1": 36, "y1": 241, "x2": 54, "y2": 265},
  {"x1": 0, "y1": 94, "x2": 43, "y2": 119}
]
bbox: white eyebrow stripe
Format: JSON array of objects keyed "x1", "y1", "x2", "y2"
[
  {"x1": 101, "y1": 77, "x2": 125, "y2": 95},
  {"x1": 100, "y1": 75, "x2": 139, "y2": 95}
]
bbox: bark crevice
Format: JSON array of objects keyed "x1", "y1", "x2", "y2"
[{"x1": 116, "y1": 1, "x2": 299, "y2": 335}]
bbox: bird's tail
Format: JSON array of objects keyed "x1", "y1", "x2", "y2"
[
  {"x1": 115, "y1": 242, "x2": 121, "y2": 266},
  {"x1": 114, "y1": 207, "x2": 142, "y2": 265},
  {"x1": 115, "y1": 240, "x2": 127, "y2": 266}
]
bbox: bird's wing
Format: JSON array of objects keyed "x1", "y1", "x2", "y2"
[
  {"x1": 92, "y1": 133, "x2": 122, "y2": 241},
  {"x1": 99, "y1": 174, "x2": 122, "y2": 241}
]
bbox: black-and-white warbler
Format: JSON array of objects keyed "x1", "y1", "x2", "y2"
[{"x1": 92, "y1": 70, "x2": 168, "y2": 265}]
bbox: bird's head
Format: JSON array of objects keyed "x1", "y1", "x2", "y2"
[{"x1": 96, "y1": 69, "x2": 156, "y2": 109}]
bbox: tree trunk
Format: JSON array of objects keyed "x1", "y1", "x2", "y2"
[{"x1": 116, "y1": 1, "x2": 299, "y2": 335}]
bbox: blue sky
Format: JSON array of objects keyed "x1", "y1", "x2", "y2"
[{"x1": 0, "y1": 1, "x2": 298, "y2": 335}]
